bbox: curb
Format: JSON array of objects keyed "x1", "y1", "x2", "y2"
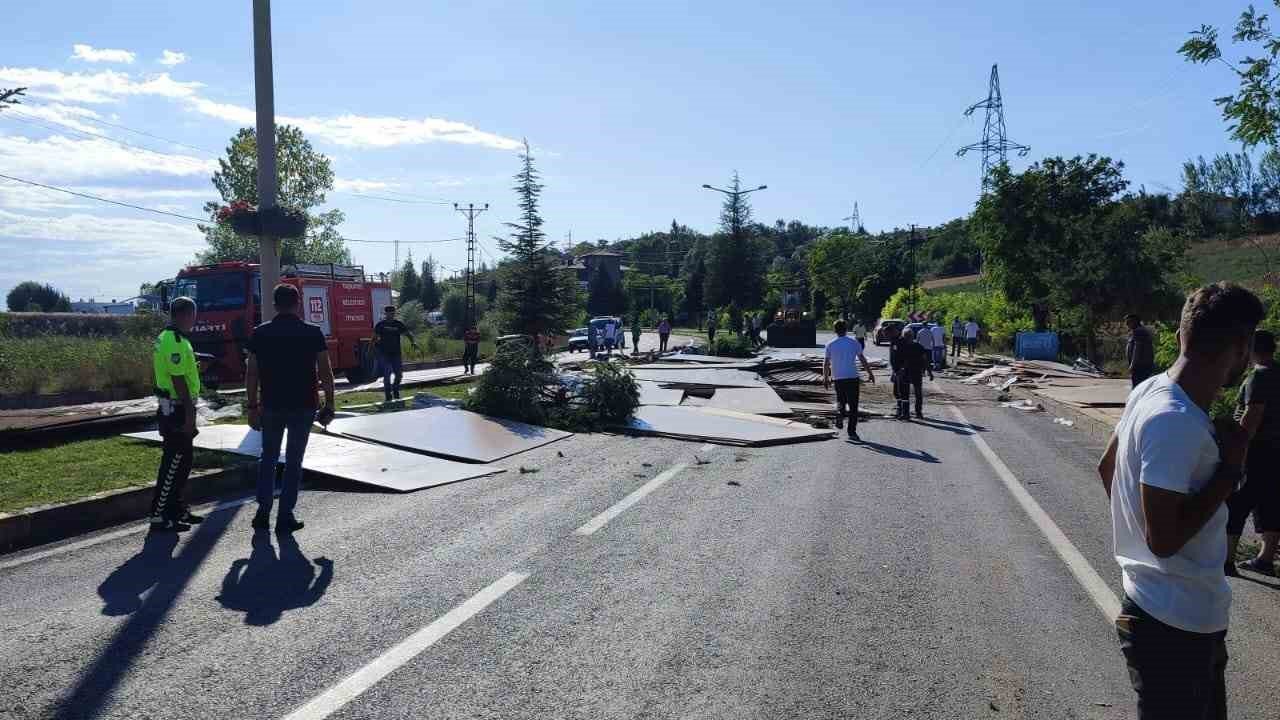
[{"x1": 0, "y1": 462, "x2": 257, "y2": 554}]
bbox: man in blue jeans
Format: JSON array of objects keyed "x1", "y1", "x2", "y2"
[{"x1": 245, "y1": 284, "x2": 336, "y2": 533}]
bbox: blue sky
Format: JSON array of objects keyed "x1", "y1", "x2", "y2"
[{"x1": 0, "y1": 1, "x2": 1247, "y2": 303}]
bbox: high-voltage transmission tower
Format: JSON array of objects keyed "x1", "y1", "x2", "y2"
[
  {"x1": 454, "y1": 202, "x2": 488, "y2": 327},
  {"x1": 956, "y1": 64, "x2": 1029, "y2": 192},
  {"x1": 842, "y1": 202, "x2": 862, "y2": 233}
]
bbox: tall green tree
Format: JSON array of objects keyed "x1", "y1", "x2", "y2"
[
  {"x1": 419, "y1": 256, "x2": 441, "y2": 310},
  {"x1": 398, "y1": 253, "x2": 421, "y2": 306},
  {"x1": 972, "y1": 156, "x2": 1187, "y2": 359},
  {"x1": 807, "y1": 230, "x2": 872, "y2": 320},
  {"x1": 495, "y1": 140, "x2": 579, "y2": 337},
  {"x1": 7, "y1": 281, "x2": 71, "y2": 312},
  {"x1": 197, "y1": 125, "x2": 352, "y2": 265},
  {"x1": 703, "y1": 172, "x2": 766, "y2": 310},
  {"x1": 1181, "y1": 4, "x2": 1280, "y2": 147}
]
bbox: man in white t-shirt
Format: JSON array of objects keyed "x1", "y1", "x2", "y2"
[
  {"x1": 1098, "y1": 282, "x2": 1263, "y2": 720},
  {"x1": 929, "y1": 322, "x2": 946, "y2": 369},
  {"x1": 823, "y1": 319, "x2": 876, "y2": 441},
  {"x1": 964, "y1": 318, "x2": 980, "y2": 357}
]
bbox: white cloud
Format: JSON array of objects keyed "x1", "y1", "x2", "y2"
[
  {"x1": 0, "y1": 67, "x2": 200, "y2": 104},
  {"x1": 285, "y1": 114, "x2": 522, "y2": 150},
  {"x1": 0, "y1": 208, "x2": 200, "y2": 253},
  {"x1": 0, "y1": 181, "x2": 92, "y2": 211},
  {"x1": 158, "y1": 50, "x2": 188, "y2": 67},
  {"x1": 333, "y1": 178, "x2": 399, "y2": 192},
  {"x1": 0, "y1": 133, "x2": 214, "y2": 181},
  {"x1": 71, "y1": 44, "x2": 137, "y2": 64}
]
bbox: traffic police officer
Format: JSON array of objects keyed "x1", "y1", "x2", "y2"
[{"x1": 149, "y1": 296, "x2": 203, "y2": 532}]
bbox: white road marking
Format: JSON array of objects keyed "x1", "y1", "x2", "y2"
[
  {"x1": 0, "y1": 494, "x2": 255, "y2": 572},
  {"x1": 575, "y1": 463, "x2": 689, "y2": 536},
  {"x1": 949, "y1": 405, "x2": 1121, "y2": 622},
  {"x1": 282, "y1": 571, "x2": 529, "y2": 720}
]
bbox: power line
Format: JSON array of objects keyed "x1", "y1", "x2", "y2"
[{"x1": 0, "y1": 172, "x2": 209, "y2": 222}]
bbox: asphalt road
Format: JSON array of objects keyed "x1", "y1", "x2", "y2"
[{"x1": 3, "y1": 378, "x2": 1279, "y2": 719}]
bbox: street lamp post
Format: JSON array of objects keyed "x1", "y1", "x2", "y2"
[
  {"x1": 700, "y1": 181, "x2": 766, "y2": 324},
  {"x1": 252, "y1": 0, "x2": 279, "y2": 321}
]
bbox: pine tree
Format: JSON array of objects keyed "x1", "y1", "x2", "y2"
[
  {"x1": 398, "y1": 252, "x2": 421, "y2": 306},
  {"x1": 587, "y1": 263, "x2": 615, "y2": 317},
  {"x1": 419, "y1": 255, "x2": 441, "y2": 310},
  {"x1": 702, "y1": 172, "x2": 763, "y2": 310},
  {"x1": 495, "y1": 139, "x2": 579, "y2": 337}
]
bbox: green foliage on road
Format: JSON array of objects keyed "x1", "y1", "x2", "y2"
[
  {"x1": 197, "y1": 125, "x2": 352, "y2": 266},
  {"x1": 711, "y1": 334, "x2": 755, "y2": 358},
  {"x1": 466, "y1": 341, "x2": 557, "y2": 425},
  {"x1": 0, "y1": 437, "x2": 240, "y2": 515},
  {"x1": 495, "y1": 140, "x2": 580, "y2": 336},
  {"x1": 576, "y1": 362, "x2": 640, "y2": 426}
]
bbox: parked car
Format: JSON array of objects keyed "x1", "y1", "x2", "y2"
[
  {"x1": 567, "y1": 327, "x2": 590, "y2": 352},
  {"x1": 588, "y1": 316, "x2": 626, "y2": 349},
  {"x1": 873, "y1": 319, "x2": 905, "y2": 346}
]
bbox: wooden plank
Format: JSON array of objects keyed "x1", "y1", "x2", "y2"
[
  {"x1": 618, "y1": 405, "x2": 833, "y2": 447},
  {"x1": 328, "y1": 405, "x2": 572, "y2": 463},
  {"x1": 699, "y1": 387, "x2": 791, "y2": 416}
]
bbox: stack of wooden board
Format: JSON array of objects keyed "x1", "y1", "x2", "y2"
[{"x1": 618, "y1": 405, "x2": 835, "y2": 446}]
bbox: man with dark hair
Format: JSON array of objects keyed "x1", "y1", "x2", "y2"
[
  {"x1": 148, "y1": 296, "x2": 203, "y2": 532},
  {"x1": 895, "y1": 328, "x2": 934, "y2": 420},
  {"x1": 1126, "y1": 313, "x2": 1156, "y2": 388},
  {"x1": 951, "y1": 317, "x2": 964, "y2": 359},
  {"x1": 373, "y1": 305, "x2": 418, "y2": 402},
  {"x1": 1227, "y1": 329, "x2": 1280, "y2": 577},
  {"x1": 823, "y1": 319, "x2": 876, "y2": 440},
  {"x1": 1099, "y1": 282, "x2": 1264, "y2": 719},
  {"x1": 245, "y1": 284, "x2": 336, "y2": 533}
]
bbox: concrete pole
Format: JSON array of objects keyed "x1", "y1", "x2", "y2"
[{"x1": 253, "y1": 0, "x2": 280, "y2": 321}]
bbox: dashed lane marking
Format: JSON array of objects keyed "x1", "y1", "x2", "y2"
[{"x1": 574, "y1": 463, "x2": 690, "y2": 536}]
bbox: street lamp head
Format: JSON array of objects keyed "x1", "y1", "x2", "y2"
[
  {"x1": 701, "y1": 184, "x2": 713, "y2": 189},
  {"x1": 757, "y1": 185, "x2": 768, "y2": 190},
  {"x1": 453, "y1": 203, "x2": 459, "y2": 209}
]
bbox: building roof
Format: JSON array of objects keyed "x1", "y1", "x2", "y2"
[{"x1": 579, "y1": 250, "x2": 623, "y2": 258}]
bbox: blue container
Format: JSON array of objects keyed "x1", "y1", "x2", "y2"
[{"x1": 1015, "y1": 331, "x2": 1059, "y2": 360}]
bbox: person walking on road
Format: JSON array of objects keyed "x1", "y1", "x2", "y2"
[
  {"x1": 373, "y1": 305, "x2": 418, "y2": 402},
  {"x1": 951, "y1": 317, "x2": 964, "y2": 359},
  {"x1": 463, "y1": 325, "x2": 481, "y2": 375},
  {"x1": 604, "y1": 319, "x2": 617, "y2": 356},
  {"x1": 658, "y1": 317, "x2": 671, "y2": 353},
  {"x1": 147, "y1": 296, "x2": 204, "y2": 532},
  {"x1": 895, "y1": 328, "x2": 934, "y2": 420},
  {"x1": 1226, "y1": 329, "x2": 1280, "y2": 577},
  {"x1": 587, "y1": 323, "x2": 599, "y2": 357},
  {"x1": 1098, "y1": 282, "x2": 1264, "y2": 720},
  {"x1": 852, "y1": 319, "x2": 868, "y2": 348},
  {"x1": 1126, "y1": 313, "x2": 1156, "y2": 388},
  {"x1": 246, "y1": 284, "x2": 337, "y2": 533},
  {"x1": 631, "y1": 313, "x2": 642, "y2": 354},
  {"x1": 706, "y1": 314, "x2": 718, "y2": 348},
  {"x1": 964, "y1": 317, "x2": 980, "y2": 358},
  {"x1": 930, "y1": 322, "x2": 946, "y2": 370},
  {"x1": 823, "y1": 320, "x2": 876, "y2": 441}
]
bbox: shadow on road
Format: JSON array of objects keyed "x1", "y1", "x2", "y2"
[
  {"x1": 53, "y1": 506, "x2": 241, "y2": 719},
  {"x1": 216, "y1": 529, "x2": 333, "y2": 626},
  {"x1": 852, "y1": 439, "x2": 941, "y2": 463},
  {"x1": 912, "y1": 417, "x2": 986, "y2": 435},
  {"x1": 1236, "y1": 573, "x2": 1280, "y2": 592}
]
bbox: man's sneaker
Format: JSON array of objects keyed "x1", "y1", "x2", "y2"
[
  {"x1": 1238, "y1": 557, "x2": 1275, "y2": 576},
  {"x1": 150, "y1": 519, "x2": 191, "y2": 533},
  {"x1": 277, "y1": 515, "x2": 305, "y2": 533},
  {"x1": 251, "y1": 511, "x2": 271, "y2": 530},
  {"x1": 179, "y1": 511, "x2": 204, "y2": 524},
  {"x1": 915, "y1": 412, "x2": 924, "y2": 420},
  {"x1": 848, "y1": 431, "x2": 860, "y2": 442},
  {"x1": 835, "y1": 415, "x2": 844, "y2": 429}
]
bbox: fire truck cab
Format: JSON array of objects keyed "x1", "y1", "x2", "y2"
[{"x1": 172, "y1": 261, "x2": 392, "y2": 387}]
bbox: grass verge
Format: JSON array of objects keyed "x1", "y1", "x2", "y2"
[{"x1": 0, "y1": 436, "x2": 243, "y2": 515}]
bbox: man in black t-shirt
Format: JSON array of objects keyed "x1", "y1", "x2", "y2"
[
  {"x1": 1227, "y1": 329, "x2": 1280, "y2": 576},
  {"x1": 245, "y1": 284, "x2": 335, "y2": 533},
  {"x1": 893, "y1": 328, "x2": 934, "y2": 420},
  {"x1": 1126, "y1": 314, "x2": 1156, "y2": 387},
  {"x1": 373, "y1": 305, "x2": 418, "y2": 402}
]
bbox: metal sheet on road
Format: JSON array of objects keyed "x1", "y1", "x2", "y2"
[
  {"x1": 698, "y1": 387, "x2": 791, "y2": 416},
  {"x1": 629, "y1": 368, "x2": 768, "y2": 389},
  {"x1": 327, "y1": 406, "x2": 572, "y2": 463},
  {"x1": 636, "y1": 382, "x2": 685, "y2": 406},
  {"x1": 620, "y1": 405, "x2": 833, "y2": 446},
  {"x1": 125, "y1": 425, "x2": 504, "y2": 492}
]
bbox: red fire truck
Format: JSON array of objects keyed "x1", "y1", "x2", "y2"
[{"x1": 169, "y1": 261, "x2": 392, "y2": 387}]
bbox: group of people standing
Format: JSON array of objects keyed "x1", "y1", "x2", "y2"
[{"x1": 705, "y1": 312, "x2": 767, "y2": 349}]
